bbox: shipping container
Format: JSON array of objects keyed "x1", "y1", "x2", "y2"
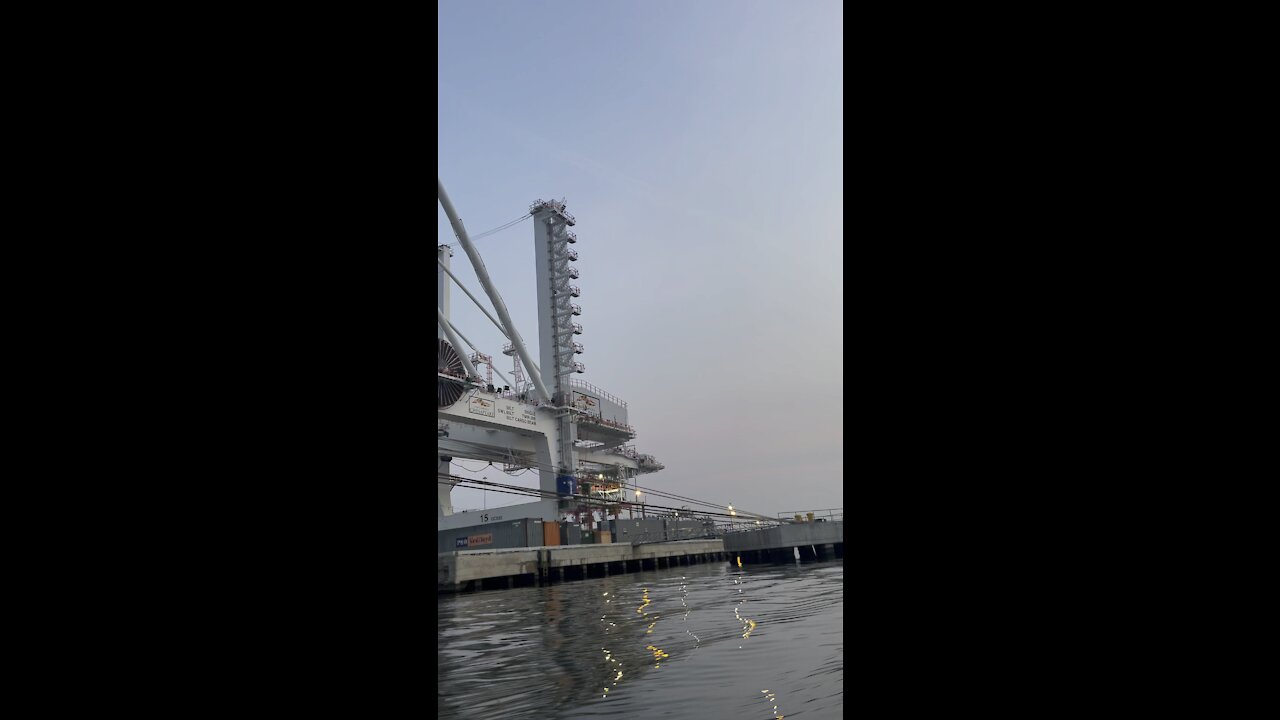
[
  {"x1": 438, "y1": 518, "x2": 545, "y2": 554},
  {"x1": 664, "y1": 518, "x2": 706, "y2": 541},
  {"x1": 613, "y1": 517, "x2": 667, "y2": 544},
  {"x1": 562, "y1": 521, "x2": 583, "y2": 545}
]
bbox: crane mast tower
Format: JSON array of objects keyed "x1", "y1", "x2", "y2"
[{"x1": 437, "y1": 183, "x2": 663, "y2": 533}]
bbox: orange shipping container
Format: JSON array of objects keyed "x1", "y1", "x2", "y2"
[{"x1": 543, "y1": 522, "x2": 561, "y2": 546}]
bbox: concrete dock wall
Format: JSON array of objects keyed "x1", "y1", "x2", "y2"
[
  {"x1": 437, "y1": 522, "x2": 844, "y2": 593},
  {"x1": 439, "y1": 539, "x2": 727, "y2": 593},
  {"x1": 721, "y1": 521, "x2": 844, "y2": 564},
  {"x1": 721, "y1": 521, "x2": 843, "y2": 553}
]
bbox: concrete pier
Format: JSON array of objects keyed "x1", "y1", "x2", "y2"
[
  {"x1": 439, "y1": 539, "x2": 725, "y2": 593},
  {"x1": 721, "y1": 521, "x2": 844, "y2": 562}
]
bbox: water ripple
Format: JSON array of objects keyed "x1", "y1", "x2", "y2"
[{"x1": 439, "y1": 558, "x2": 842, "y2": 719}]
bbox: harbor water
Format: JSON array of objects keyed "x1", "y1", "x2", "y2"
[{"x1": 438, "y1": 557, "x2": 843, "y2": 719}]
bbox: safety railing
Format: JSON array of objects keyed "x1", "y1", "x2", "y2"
[
  {"x1": 776, "y1": 508, "x2": 843, "y2": 523},
  {"x1": 569, "y1": 379, "x2": 628, "y2": 408}
]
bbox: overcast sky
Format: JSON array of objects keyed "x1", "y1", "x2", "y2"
[{"x1": 439, "y1": 0, "x2": 843, "y2": 519}]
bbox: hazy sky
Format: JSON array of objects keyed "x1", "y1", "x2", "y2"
[{"x1": 439, "y1": 0, "x2": 843, "y2": 519}]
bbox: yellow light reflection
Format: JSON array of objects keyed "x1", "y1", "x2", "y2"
[
  {"x1": 761, "y1": 689, "x2": 784, "y2": 718},
  {"x1": 644, "y1": 644, "x2": 670, "y2": 668}
]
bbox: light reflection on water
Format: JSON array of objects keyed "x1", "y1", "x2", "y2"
[{"x1": 438, "y1": 558, "x2": 842, "y2": 719}]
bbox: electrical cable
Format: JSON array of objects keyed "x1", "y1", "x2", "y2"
[
  {"x1": 450, "y1": 459, "x2": 489, "y2": 472},
  {"x1": 440, "y1": 421, "x2": 781, "y2": 519},
  {"x1": 437, "y1": 472, "x2": 782, "y2": 524},
  {"x1": 440, "y1": 435, "x2": 777, "y2": 520},
  {"x1": 441, "y1": 213, "x2": 531, "y2": 248},
  {"x1": 471, "y1": 213, "x2": 530, "y2": 239}
]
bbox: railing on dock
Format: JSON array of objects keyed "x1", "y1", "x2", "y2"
[{"x1": 776, "y1": 508, "x2": 843, "y2": 523}]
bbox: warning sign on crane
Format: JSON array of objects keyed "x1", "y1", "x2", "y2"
[{"x1": 572, "y1": 390, "x2": 601, "y2": 417}]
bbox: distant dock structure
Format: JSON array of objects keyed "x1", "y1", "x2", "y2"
[{"x1": 439, "y1": 515, "x2": 842, "y2": 593}]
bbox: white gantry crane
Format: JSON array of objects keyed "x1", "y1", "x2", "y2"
[{"x1": 437, "y1": 179, "x2": 663, "y2": 531}]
